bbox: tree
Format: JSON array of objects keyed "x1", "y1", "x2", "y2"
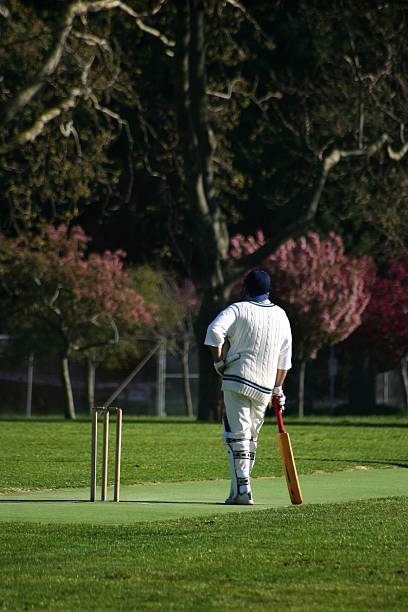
[
  {"x1": 0, "y1": 224, "x2": 155, "y2": 418},
  {"x1": 130, "y1": 266, "x2": 200, "y2": 417},
  {"x1": 0, "y1": 0, "x2": 175, "y2": 232},
  {"x1": 173, "y1": 0, "x2": 408, "y2": 419},
  {"x1": 358, "y1": 256, "x2": 408, "y2": 409},
  {"x1": 2, "y1": 2, "x2": 408, "y2": 420},
  {"x1": 230, "y1": 231, "x2": 373, "y2": 416}
]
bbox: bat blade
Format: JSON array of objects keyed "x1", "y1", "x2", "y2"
[{"x1": 277, "y1": 431, "x2": 303, "y2": 505}]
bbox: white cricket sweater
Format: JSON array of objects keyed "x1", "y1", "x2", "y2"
[{"x1": 204, "y1": 300, "x2": 292, "y2": 402}]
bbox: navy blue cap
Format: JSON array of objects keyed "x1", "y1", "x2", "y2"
[{"x1": 244, "y1": 270, "x2": 271, "y2": 300}]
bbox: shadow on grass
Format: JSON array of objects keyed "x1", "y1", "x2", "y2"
[
  {"x1": 119, "y1": 500, "x2": 226, "y2": 505},
  {"x1": 0, "y1": 499, "x2": 88, "y2": 503},
  {"x1": 298, "y1": 457, "x2": 408, "y2": 468},
  {"x1": 0, "y1": 499, "x2": 226, "y2": 506},
  {"x1": 263, "y1": 419, "x2": 408, "y2": 428}
]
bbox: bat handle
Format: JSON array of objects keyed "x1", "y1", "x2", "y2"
[{"x1": 272, "y1": 396, "x2": 286, "y2": 434}]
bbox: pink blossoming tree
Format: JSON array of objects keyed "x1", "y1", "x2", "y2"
[
  {"x1": 0, "y1": 224, "x2": 155, "y2": 418},
  {"x1": 230, "y1": 231, "x2": 373, "y2": 416},
  {"x1": 358, "y1": 255, "x2": 408, "y2": 408}
]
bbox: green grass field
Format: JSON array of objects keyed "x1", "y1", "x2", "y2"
[{"x1": 0, "y1": 414, "x2": 407, "y2": 610}]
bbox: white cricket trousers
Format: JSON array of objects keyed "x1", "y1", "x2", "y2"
[{"x1": 223, "y1": 389, "x2": 270, "y2": 441}]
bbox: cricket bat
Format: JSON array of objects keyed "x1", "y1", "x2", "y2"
[{"x1": 272, "y1": 396, "x2": 303, "y2": 505}]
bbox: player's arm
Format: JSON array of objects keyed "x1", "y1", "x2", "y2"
[
  {"x1": 204, "y1": 305, "x2": 237, "y2": 375},
  {"x1": 209, "y1": 345, "x2": 225, "y2": 375},
  {"x1": 274, "y1": 368, "x2": 288, "y2": 388},
  {"x1": 273, "y1": 369, "x2": 288, "y2": 410},
  {"x1": 209, "y1": 345, "x2": 222, "y2": 362},
  {"x1": 273, "y1": 317, "x2": 292, "y2": 409}
]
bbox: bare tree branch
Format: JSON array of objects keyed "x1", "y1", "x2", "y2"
[
  {"x1": 71, "y1": 30, "x2": 113, "y2": 55},
  {"x1": 60, "y1": 120, "x2": 82, "y2": 156},
  {"x1": 224, "y1": 134, "x2": 393, "y2": 287},
  {"x1": 207, "y1": 79, "x2": 244, "y2": 100},
  {"x1": 225, "y1": 0, "x2": 274, "y2": 47},
  {"x1": 1, "y1": 0, "x2": 173, "y2": 126},
  {"x1": 0, "y1": 4, "x2": 10, "y2": 19},
  {"x1": 0, "y1": 88, "x2": 83, "y2": 154},
  {"x1": 388, "y1": 141, "x2": 408, "y2": 160},
  {"x1": 88, "y1": 91, "x2": 134, "y2": 201}
]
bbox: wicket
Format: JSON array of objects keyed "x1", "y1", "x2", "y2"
[{"x1": 90, "y1": 406, "x2": 122, "y2": 502}]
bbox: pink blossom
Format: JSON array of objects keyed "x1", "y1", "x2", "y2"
[
  {"x1": 0, "y1": 223, "x2": 156, "y2": 354},
  {"x1": 229, "y1": 231, "x2": 374, "y2": 359},
  {"x1": 359, "y1": 254, "x2": 408, "y2": 364}
]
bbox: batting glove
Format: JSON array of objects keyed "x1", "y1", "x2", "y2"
[
  {"x1": 272, "y1": 386, "x2": 286, "y2": 412},
  {"x1": 214, "y1": 359, "x2": 226, "y2": 376}
]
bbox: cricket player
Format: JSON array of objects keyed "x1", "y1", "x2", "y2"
[{"x1": 205, "y1": 269, "x2": 292, "y2": 505}]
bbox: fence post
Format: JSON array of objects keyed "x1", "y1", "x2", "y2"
[
  {"x1": 26, "y1": 352, "x2": 34, "y2": 417},
  {"x1": 156, "y1": 339, "x2": 167, "y2": 417}
]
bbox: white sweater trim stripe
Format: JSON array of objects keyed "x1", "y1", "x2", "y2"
[
  {"x1": 222, "y1": 374, "x2": 272, "y2": 394},
  {"x1": 247, "y1": 301, "x2": 276, "y2": 307}
]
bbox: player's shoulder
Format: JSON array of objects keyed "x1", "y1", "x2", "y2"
[
  {"x1": 219, "y1": 301, "x2": 242, "y2": 319},
  {"x1": 225, "y1": 301, "x2": 242, "y2": 312},
  {"x1": 262, "y1": 302, "x2": 290, "y2": 324},
  {"x1": 271, "y1": 303, "x2": 287, "y2": 315},
  {"x1": 272, "y1": 303, "x2": 290, "y2": 320}
]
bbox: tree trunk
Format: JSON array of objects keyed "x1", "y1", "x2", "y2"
[
  {"x1": 196, "y1": 342, "x2": 222, "y2": 421},
  {"x1": 176, "y1": 1, "x2": 229, "y2": 420},
  {"x1": 156, "y1": 339, "x2": 167, "y2": 417},
  {"x1": 400, "y1": 355, "x2": 408, "y2": 410},
  {"x1": 87, "y1": 355, "x2": 96, "y2": 414},
  {"x1": 298, "y1": 359, "x2": 306, "y2": 418},
  {"x1": 182, "y1": 339, "x2": 194, "y2": 417},
  {"x1": 194, "y1": 290, "x2": 228, "y2": 421},
  {"x1": 26, "y1": 352, "x2": 34, "y2": 417},
  {"x1": 61, "y1": 355, "x2": 76, "y2": 419}
]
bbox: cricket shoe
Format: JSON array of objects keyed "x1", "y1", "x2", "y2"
[{"x1": 225, "y1": 491, "x2": 254, "y2": 505}]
